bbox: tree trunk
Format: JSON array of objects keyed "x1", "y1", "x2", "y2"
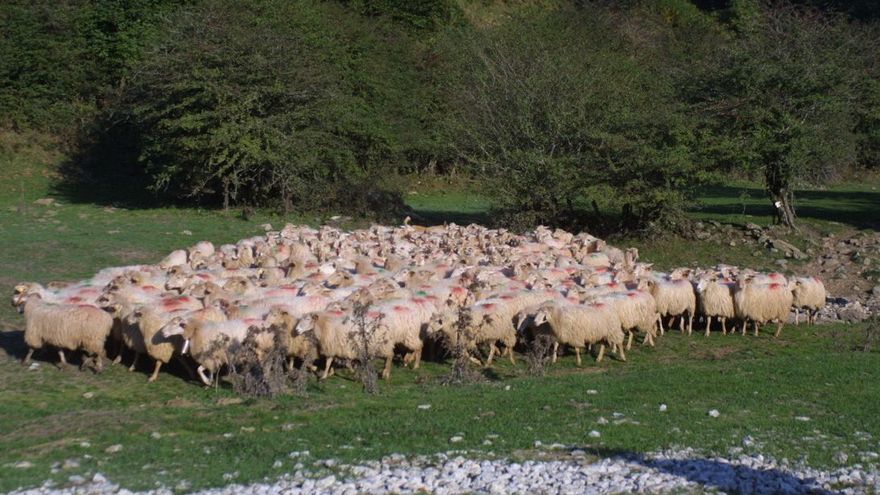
[
  {"x1": 769, "y1": 187, "x2": 797, "y2": 229},
  {"x1": 222, "y1": 178, "x2": 230, "y2": 212}
]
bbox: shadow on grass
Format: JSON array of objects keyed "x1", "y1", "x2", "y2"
[
  {"x1": 0, "y1": 328, "x2": 203, "y2": 383},
  {"x1": 410, "y1": 209, "x2": 491, "y2": 227},
  {"x1": 587, "y1": 447, "x2": 837, "y2": 495},
  {"x1": 694, "y1": 185, "x2": 880, "y2": 230}
]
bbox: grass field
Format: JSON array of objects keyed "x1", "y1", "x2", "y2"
[{"x1": 1, "y1": 135, "x2": 879, "y2": 492}]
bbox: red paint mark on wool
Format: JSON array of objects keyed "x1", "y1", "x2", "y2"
[
  {"x1": 482, "y1": 303, "x2": 496, "y2": 310},
  {"x1": 392, "y1": 306, "x2": 409, "y2": 313},
  {"x1": 197, "y1": 273, "x2": 211, "y2": 280},
  {"x1": 769, "y1": 283, "x2": 783, "y2": 290},
  {"x1": 67, "y1": 296, "x2": 83, "y2": 303},
  {"x1": 368, "y1": 311, "x2": 382, "y2": 319}
]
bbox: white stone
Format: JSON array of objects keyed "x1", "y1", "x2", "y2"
[{"x1": 708, "y1": 409, "x2": 721, "y2": 418}]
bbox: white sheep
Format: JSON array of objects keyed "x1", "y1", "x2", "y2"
[
  {"x1": 14, "y1": 294, "x2": 113, "y2": 371},
  {"x1": 734, "y1": 277, "x2": 793, "y2": 337},
  {"x1": 295, "y1": 310, "x2": 395, "y2": 380},
  {"x1": 695, "y1": 278, "x2": 736, "y2": 336},
  {"x1": 646, "y1": 274, "x2": 695, "y2": 335},
  {"x1": 790, "y1": 276, "x2": 826, "y2": 325},
  {"x1": 532, "y1": 301, "x2": 626, "y2": 365}
]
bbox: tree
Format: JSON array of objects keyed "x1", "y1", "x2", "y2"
[{"x1": 696, "y1": 2, "x2": 863, "y2": 228}]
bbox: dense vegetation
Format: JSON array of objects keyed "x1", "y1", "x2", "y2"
[{"x1": 1, "y1": 0, "x2": 878, "y2": 230}]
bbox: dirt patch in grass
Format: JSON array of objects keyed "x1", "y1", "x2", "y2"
[{"x1": 693, "y1": 346, "x2": 738, "y2": 361}]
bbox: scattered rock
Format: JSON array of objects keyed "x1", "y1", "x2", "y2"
[
  {"x1": 417, "y1": 404, "x2": 432, "y2": 410},
  {"x1": 449, "y1": 436, "x2": 463, "y2": 443},
  {"x1": 708, "y1": 409, "x2": 720, "y2": 418},
  {"x1": 14, "y1": 461, "x2": 33, "y2": 469},
  {"x1": 588, "y1": 430, "x2": 601, "y2": 438},
  {"x1": 838, "y1": 302, "x2": 868, "y2": 323},
  {"x1": 104, "y1": 444, "x2": 123, "y2": 454},
  {"x1": 835, "y1": 451, "x2": 849, "y2": 465},
  {"x1": 181, "y1": 230, "x2": 193, "y2": 236},
  {"x1": 82, "y1": 392, "x2": 94, "y2": 399},
  {"x1": 260, "y1": 223, "x2": 273, "y2": 231},
  {"x1": 659, "y1": 403, "x2": 667, "y2": 412}
]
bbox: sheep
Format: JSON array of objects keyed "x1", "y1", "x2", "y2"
[
  {"x1": 695, "y1": 278, "x2": 736, "y2": 336},
  {"x1": 645, "y1": 275, "x2": 695, "y2": 335},
  {"x1": 425, "y1": 299, "x2": 520, "y2": 367},
  {"x1": 263, "y1": 307, "x2": 319, "y2": 370},
  {"x1": 790, "y1": 276, "x2": 826, "y2": 325},
  {"x1": 532, "y1": 301, "x2": 626, "y2": 365},
  {"x1": 598, "y1": 290, "x2": 659, "y2": 349},
  {"x1": 162, "y1": 318, "x2": 269, "y2": 386},
  {"x1": 734, "y1": 277, "x2": 794, "y2": 337},
  {"x1": 159, "y1": 249, "x2": 188, "y2": 270},
  {"x1": 294, "y1": 310, "x2": 396, "y2": 380},
  {"x1": 14, "y1": 294, "x2": 113, "y2": 371},
  {"x1": 126, "y1": 305, "x2": 226, "y2": 382}
]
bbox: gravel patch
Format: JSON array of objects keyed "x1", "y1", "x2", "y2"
[{"x1": 8, "y1": 448, "x2": 880, "y2": 495}]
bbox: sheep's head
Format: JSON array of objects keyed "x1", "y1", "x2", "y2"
[
  {"x1": 294, "y1": 314, "x2": 318, "y2": 335},
  {"x1": 426, "y1": 311, "x2": 455, "y2": 336},
  {"x1": 532, "y1": 307, "x2": 551, "y2": 327},
  {"x1": 266, "y1": 307, "x2": 296, "y2": 330}
]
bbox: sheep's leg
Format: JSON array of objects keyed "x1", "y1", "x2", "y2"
[
  {"x1": 626, "y1": 331, "x2": 634, "y2": 351},
  {"x1": 112, "y1": 340, "x2": 124, "y2": 364},
  {"x1": 128, "y1": 352, "x2": 139, "y2": 372},
  {"x1": 794, "y1": 309, "x2": 800, "y2": 326},
  {"x1": 551, "y1": 342, "x2": 559, "y2": 364},
  {"x1": 468, "y1": 353, "x2": 483, "y2": 366},
  {"x1": 485, "y1": 344, "x2": 496, "y2": 367},
  {"x1": 196, "y1": 365, "x2": 212, "y2": 386},
  {"x1": 413, "y1": 348, "x2": 422, "y2": 370},
  {"x1": 753, "y1": 321, "x2": 760, "y2": 336},
  {"x1": 617, "y1": 344, "x2": 626, "y2": 362},
  {"x1": 574, "y1": 347, "x2": 582, "y2": 367},
  {"x1": 148, "y1": 360, "x2": 163, "y2": 383},
  {"x1": 57, "y1": 349, "x2": 68, "y2": 367},
  {"x1": 741, "y1": 320, "x2": 747, "y2": 336},
  {"x1": 774, "y1": 320, "x2": 784, "y2": 338},
  {"x1": 721, "y1": 317, "x2": 727, "y2": 335},
  {"x1": 705, "y1": 316, "x2": 712, "y2": 337},
  {"x1": 23, "y1": 348, "x2": 34, "y2": 365},
  {"x1": 320, "y1": 357, "x2": 334, "y2": 380},
  {"x1": 688, "y1": 312, "x2": 694, "y2": 335},
  {"x1": 382, "y1": 356, "x2": 392, "y2": 380},
  {"x1": 507, "y1": 345, "x2": 516, "y2": 366},
  {"x1": 657, "y1": 315, "x2": 665, "y2": 335},
  {"x1": 595, "y1": 344, "x2": 605, "y2": 363}
]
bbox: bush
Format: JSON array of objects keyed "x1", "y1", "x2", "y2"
[{"x1": 439, "y1": 4, "x2": 708, "y2": 232}]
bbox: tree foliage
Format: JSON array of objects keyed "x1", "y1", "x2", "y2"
[{"x1": 2, "y1": 0, "x2": 879, "y2": 228}]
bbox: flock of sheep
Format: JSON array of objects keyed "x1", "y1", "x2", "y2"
[{"x1": 10, "y1": 222, "x2": 827, "y2": 386}]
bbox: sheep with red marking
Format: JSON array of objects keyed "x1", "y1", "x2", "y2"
[
  {"x1": 531, "y1": 301, "x2": 626, "y2": 366},
  {"x1": 734, "y1": 277, "x2": 793, "y2": 337}
]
